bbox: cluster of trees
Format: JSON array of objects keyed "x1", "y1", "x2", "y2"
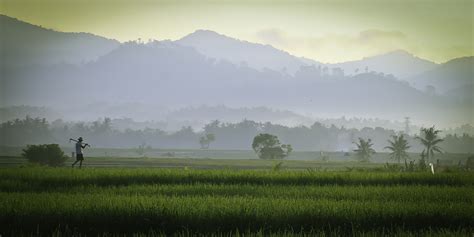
[
  {"x1": 0, "y1": 117, "x2": 51, "y2": 145},
  {"x1": 252, "y1": 134, "x2": 292, "y2": 159},
  {"x1": 0, "y1": 117, "x2": 472, "y2": 154},
  {"x1": 252, "y1": 125, "x2": 445, "y2": 164},
  {"x1": 353, "y1": 126, "x2": 444, "y2": 167}
]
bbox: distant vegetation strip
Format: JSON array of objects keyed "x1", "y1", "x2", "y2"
[{"x1": 1, "y1": 116, "x2": 473, "y2": 153}]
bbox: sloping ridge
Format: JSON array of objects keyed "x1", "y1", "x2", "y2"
[
  {"x1": 330, "y1": 50, "x2": 437, "y2": 79},
  {"x1": 0, "y1": 14, "x2": 120, "y2": 67},
  {"x1": 409, "y1": 56, "x2": 474, "y2": 93},
  {"x1": 176, "y1": 29, "x2": 320, "y2": 74}
]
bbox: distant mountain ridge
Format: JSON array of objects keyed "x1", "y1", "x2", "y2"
[
  {"x1": 176, "y1": 30, "x2": 438, "y2": 79},
  {"x1": 408, "y1": 56, "x2": 474, "y2": 96},
  {"x1": 1, "y1": 14, "x2": 441, "y2": 78},
  {"x1": 176, "y1": 30, "x2": 318, "y2": 74},
  {"x1": 0, "y1": 15, "x2": 120, "y2": 67},
  {"x1": 330, "y1": 50, "x2": 438, "y2": 79}
]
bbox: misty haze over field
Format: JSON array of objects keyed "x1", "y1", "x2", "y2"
[{"x1": 0, "y1": 14, "x2": 473, "y2": 131}]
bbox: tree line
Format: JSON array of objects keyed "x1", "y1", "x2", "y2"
[{"x1": 0, "y1": 117, "x2": 472, "y2": 154}]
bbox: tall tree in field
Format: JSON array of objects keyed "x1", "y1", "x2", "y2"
[
  {"x1": 353, "y1": 138, "x2": 376, "y2": 162},
  {"x1": 252, "y1": 133, "x2": 292, "y2": 159},
  {"x1": 384, "y1": 135, "x2": 410, "y2": 164},
  {"x1": 199, "y1": 133, "x2": 216, "y2": 149},
  {"x1": 417, "y1": 126, "x2": 443, "y2": 163}
]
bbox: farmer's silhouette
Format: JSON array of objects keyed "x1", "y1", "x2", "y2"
[{"x1": 71, "y1": 137, "x2": 89, "y2": 168}]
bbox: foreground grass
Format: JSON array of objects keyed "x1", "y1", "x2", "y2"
[
  {"x1": 0, "y1": 167, "x2": 473, "y2": 236},
  {"x1": 1, "y1": 167, "x2": 472, "y2": 186}
]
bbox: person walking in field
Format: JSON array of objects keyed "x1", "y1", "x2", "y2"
[{"x1": 71, "y1": 137, "x2": 89, "y2": 168}]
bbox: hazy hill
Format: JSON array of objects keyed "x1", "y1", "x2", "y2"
[
  {"x1": 0, "y1": 15, "x2": 439, "y2": 78},
  {"x1": 330, "y1": 50, "x2": 437, "y2": 79},
  {"x1": 166, "y1": 105, "x2": 313, "y2": 127},
  {"x1": 409, "y1": 56, "x2": 474, "y2": 93},
  {"x1": 444, "y1": 84, "x2": 474, "y2": 104},
  {"x1": 176, "y1": 30, "x2": 318, "y2": 74},
  {"x1": 1, "y1": 16, "x2": 471, "y2": 127},
  {"x1": 176, "y1": 30, "x2": 437, "y2": 79},
  {"x1": 4, "y1": 41, "x2": 469, "y2": 127},
  {"x1": 0, "y1": 15, "x2": 120, "y2": 67}
]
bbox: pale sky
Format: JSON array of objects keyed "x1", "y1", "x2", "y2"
[{"x1": 1, "y1": 0, "x2": 473, "y2": 63}]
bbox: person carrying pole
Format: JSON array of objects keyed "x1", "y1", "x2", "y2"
[{"x1": 71, "y1": 137, "x2": 90, "y2": 168}]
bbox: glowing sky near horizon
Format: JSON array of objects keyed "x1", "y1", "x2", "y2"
[{"x1": 1, "y1": 0, "x2": 472, "y2": 63}]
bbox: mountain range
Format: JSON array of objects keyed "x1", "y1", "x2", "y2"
[
  {"x1": 1, "y1": 15, "x2": 445, "y2": 78},
  {"x1": 0, "y1": 14, "x2": 472, "y2": 128}
]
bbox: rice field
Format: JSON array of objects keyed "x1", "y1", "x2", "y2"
[{"x1": 0, "y1": 168, "x2": 473, "y2": 236}]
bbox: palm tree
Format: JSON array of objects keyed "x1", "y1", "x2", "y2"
[
  {"x1": 417, "y1": 126, "x2": 443, "y2": 163},
  {"x1": 353, "y1": 138, "x2": 376, "y2": 162},
  {"x1": 384, "y1": 135, "x2": 410, "y2": 164}
]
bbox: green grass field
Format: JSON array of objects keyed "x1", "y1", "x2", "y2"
[
  {"x1": 1, "y1": 145, "x2": 470, "y2": 162},
  {"x1": 0, "y1": 156, "x2": 389, "y2": 170},
  {"x1": 0, "y1": 167, "x2": 473, "y2": 236}
]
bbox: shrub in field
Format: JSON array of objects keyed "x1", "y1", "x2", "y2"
[
  {"x1": 22, "y1": 144, "x2": 67, "y2": 167},
  {"x1": 272, "y1": 162, "x2": 284, "y2": 171},
  {"x1": 252, "y1": 133, "x2": 292, "y2": 159},
  {"x1": 135, "y1": 142, "x2": 152, "y2": 157},
  {"x1": 384, "y1": 163, "x2": 403, "y2": 172},
  {"x1": 465, "y1": 156, "x2": 474, "y2": 170},
  {"x1": 418, "y1": 156, "x2": 428, "y2": 171}
]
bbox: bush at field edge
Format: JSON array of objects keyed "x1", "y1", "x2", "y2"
[{"x1": 21, "y1": 144, "x2": 67, "y2": 167}]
